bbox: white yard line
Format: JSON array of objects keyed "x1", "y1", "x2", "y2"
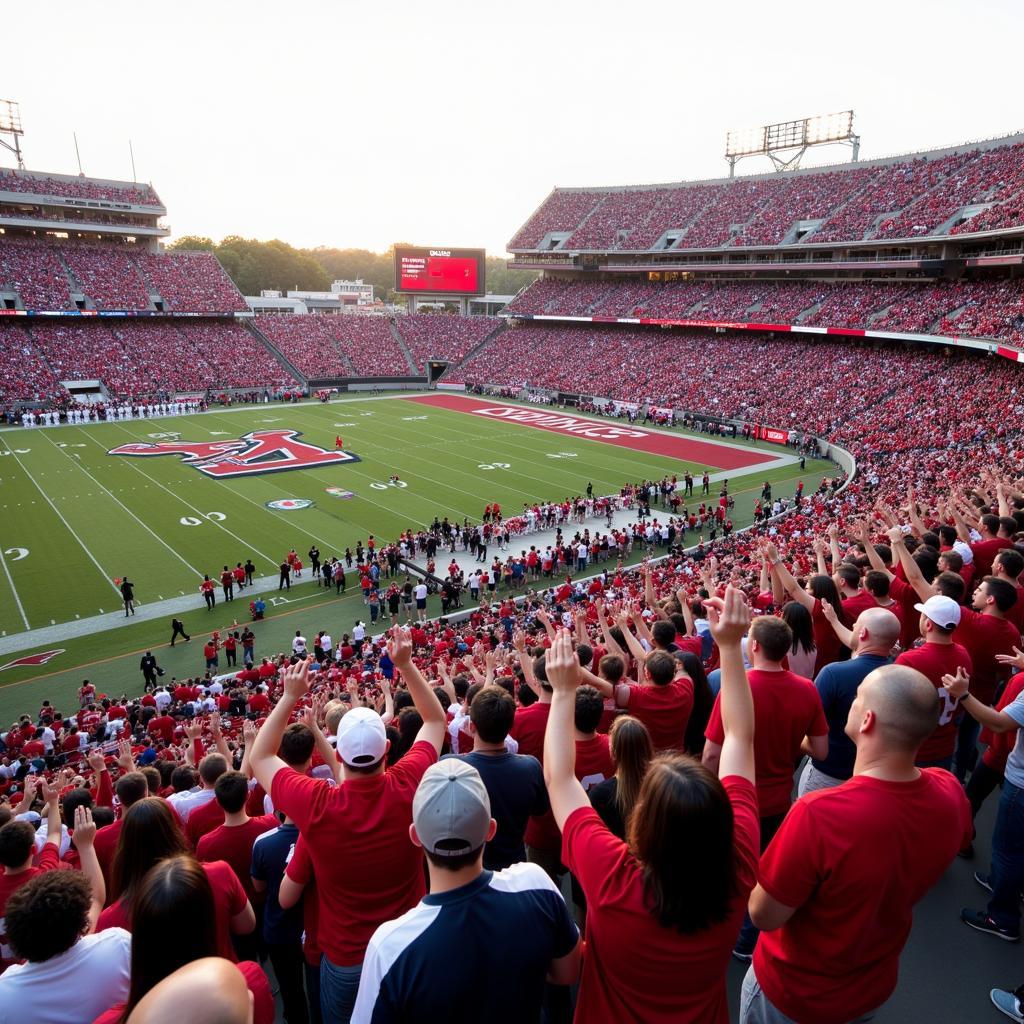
[
  {"x1": 36, "y1": 432, "x2": 203, "y2": 579},
  {"x1": 0, "y1": 537, "x2": 29, "y2": 630},
  {"x1": 0, "y1": 436, "x2": 121, "y2": 600}
]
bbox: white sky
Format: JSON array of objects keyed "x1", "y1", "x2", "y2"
[{"x1": 3, "y1": 0, "x2": 1022, "y2": 256}]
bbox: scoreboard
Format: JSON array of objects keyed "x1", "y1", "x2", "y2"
[{"x1": 394, "y1": 246, "x2": 486, "y2": 296}]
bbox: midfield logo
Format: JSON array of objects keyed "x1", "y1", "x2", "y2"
[{"x1": 108, "y1": 429, "x2": 360, "y2": 479}]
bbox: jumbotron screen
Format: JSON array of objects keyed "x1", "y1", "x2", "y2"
[{"x1": 394, "y1": 246, "x2": 486, "y2": 296}]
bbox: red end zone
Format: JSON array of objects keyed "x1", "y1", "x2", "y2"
[{"x1": 406, "y1": 394, "x2": 777, "y2": 470}]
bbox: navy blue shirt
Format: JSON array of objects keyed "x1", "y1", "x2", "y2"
[
  {"x1": 812, "y1": 653, "x2": 890, "y2": 780},
  {"x1": 352, "y1": 863, "x2": 578, "y2": 1024},
  {"x1": 455, "y1": 751, "x2": 548, "y2": 870},
  {"x1": 250, "y1": 822, "x2": 304, "y2": 945}
]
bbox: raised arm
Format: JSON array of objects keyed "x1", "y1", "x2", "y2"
[
  {"x1": 706, "y1": 587, "x2": 755, "y2": 784},
  {"x1": 762, "y1": 541, "x2": 814, "y2": 612},
  {"x1": 614, "y1": 609, "x2": 649, "y2": 664},
  {"x1": 388, "y1": 627, "x2": 445, "y2": 754},
  {"x1": 886, "y1": 527, "x2": 935, "y2": 603},
  {"x1": 542, "y1": 629, "x2": 590, "y2": 828},
  {"x1": 944, "y1": 668, "x2": 1020, "y2": 732},
  {"x1": 71, "y1": 803, "x2": 105, "y2": 931},
  {"x1": 819, "y1": 599, "x2": 855, "y2": 651},
  {"x1": 249, "y1": 659, "x2": 311, "y2": 792},
  {"x1": 301, "y1": 706, "x2": 342, "y2": 785},
  {"x1": 854, "y1": 521, "x2": 893, "y2": 578},
  {"x1": 812, "y1": 537, "x2": 830, "y2": 579}
]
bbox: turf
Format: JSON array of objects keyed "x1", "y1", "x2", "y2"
[{"x1": 0, "y1": 393, "x2": 832, "y2": 721}]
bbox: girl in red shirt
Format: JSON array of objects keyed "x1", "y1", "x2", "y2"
[{"x1": 543, "y1": 588, "x2": 760, "y2": 1024}]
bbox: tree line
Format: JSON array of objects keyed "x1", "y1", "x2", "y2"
[{"x1": 167, "y1": 236, "x2": 537, "y2": 303}]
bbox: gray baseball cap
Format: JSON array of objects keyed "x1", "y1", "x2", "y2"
[{"x1": 413, "y1": 760, "x2": 491, "y2": 858}]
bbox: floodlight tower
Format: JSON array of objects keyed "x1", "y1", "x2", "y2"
[
  {"x1": 0, "y1": 99, "x2": 25, "y2": 169},
  {"x1": 725, "y1": 111, "x2": 860, "y2": 176}
]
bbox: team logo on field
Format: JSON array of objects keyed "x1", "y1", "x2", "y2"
[
  {"x1": 107, "y1": 429, "x2": 360, "y2": 479},
  {"x1": 0, "y1": 649, "x2": 65, "y2": 672},
  {"x1": 325, "y1": 487, "x2": 355, "y2": 499},
  {"x1": 266, "y1": 499, "x2": 314, "y2": 511}
]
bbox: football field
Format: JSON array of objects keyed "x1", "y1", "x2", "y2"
[{"x1": 0, "y1": 392, "x2": 830, "y2": 715}]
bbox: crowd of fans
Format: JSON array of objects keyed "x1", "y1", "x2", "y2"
[
  {"x1": 510, "y1": 138, "x2": 1024, "y2": 250},
  {"x1": 507, "y1": 277, "x2": 1024, "y2": 343},
  {"x1": 0, "y1": 169, "x2": 162, "y2": 207},
  {"x1": 395, "y1": 314, "x2": 500, "y2": 371},
  {"x1": 2, "y1": 322, "x2": 1024, "y2": 1021},
  {"x1": 0, "y1": 237, "x2": 246, "y2": 313}
]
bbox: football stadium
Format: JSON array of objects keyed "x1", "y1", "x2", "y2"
[{"x1": 2, "y1": 4, "x2": 1024, "y2": 1022}]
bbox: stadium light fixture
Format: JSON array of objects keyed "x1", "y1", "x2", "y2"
[
  {"x1": 0, "y1": 99, "x2": 26, "y2": 169},
  {"x1": 724, "y1": 110, "x2": 859, "y2": 176}
]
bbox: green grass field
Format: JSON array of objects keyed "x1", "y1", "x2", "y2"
[{"x1": 0, "y1": 393, "x2": 832, "y2": 722}]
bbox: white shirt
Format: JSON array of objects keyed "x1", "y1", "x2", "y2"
[
  {"x1": 167, "y1": 786, "x2": 216, "y2": 822},
  {"x1": 154, "y1": 689, "x2": 171, "y2": 710},
  {"x1": 0, "y1": 929, "x2": 131, "y2": 1024},
  {"x1": 353, "y1": 624, "x2": 366, "y2": 641},
  {"x1": 293, "y1": 635, "x2": 307, "y2": 654},
  {"x1": 321, "y1": 634, "x2": 332, "y2": 654},
  {"x1": 414, "y1": 584, "x2": 428, "y2": 600}
]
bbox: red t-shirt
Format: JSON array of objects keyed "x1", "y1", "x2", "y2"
[
  {"x1": 92, "y1": 819, "x2": 123, "y2": 889},
  {"x1": 754, "y1": 771, "x2": 972, "y2": 1024},
  {"x1": 888, "y1": 575, "x2": 923, "y2": 650},
  {"x1": 186, "y1": 794, "x2": 227, "y2": 848},
  {"x1": 563, "y1": 776, "x2": 759, "y2": 1023},
  {"x1": 97, "y1": 860, "x2": 246, "y2": 961},
  {"x1": 269, "y1": 741, "x2": 438, "y2": 966},
  {"x1": 706, "y1": 669, "x2": 827, "y2": 816},
  {"x1": 509, "y1": 701, "x2": 551, "y2": 761},
  {"x1": 0, "y1": 846, "x2": 62, "y2": 972},
  {"x1": 894, "y1": 642, "x2": 973, "y2": 762},
  {"x1": 811, "y1": 599, "x2": 847, "y2": 674},
  {"x1": 93, "y1": 961, "x2": 274, "y2": 1024},
  {"x1": 575, "y1": 734, "x2": 614, "y2": 792},
  {"x1": 983, "y1": 672, "x2": 1024, "y2": 771},
  {"x1": 148, "y1": 715, "x2": 175, "y2": 743},
  {"x1": 197, "y1": 815, "x2": 278, "y2": 900},
  {"x1": 954, "y1": 607, "x2": 1020, "y2": 704},
  {"x1": 970, "y1": 536, "x2": 1013, "y2": 579},
  {"x1": 619, "y1": 678, "x2": 694, "y2": 753},
  {"x1": 840, "y1": 589, "x2": 877, "y2": 623}
]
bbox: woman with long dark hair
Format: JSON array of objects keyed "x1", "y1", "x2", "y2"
[
  {"x1": 544, "y1": 587, "x2": 759, "y2": 1021},
  {"x1": 780, "y1": 601, "x2": 817, "y2": 679},
  {"x1": 93, "y1": 855, "x2": 273, "y2": 1024},
  {"x1": 762, "y1": 540, "x2": 848, "y2": 672},
  {"x1": 589, "y1": 715, "x2": 653, "y2": 840},
  {"x1": 97, "y1": 797, "x2": 255, "y2": 959},
  {"x1": 678, "y1": 651, "x2": 715, "y2": 757}
]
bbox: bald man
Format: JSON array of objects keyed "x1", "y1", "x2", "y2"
[
  {"x1": 800, "y1": 606, "x2": 902, "y2": 795},
  {"x1": 127, "y1": 958, "x2": 253, "y2": 1024},
  {"x1": 741, "y1": 665, "x2": 972, "y2": 1024}
]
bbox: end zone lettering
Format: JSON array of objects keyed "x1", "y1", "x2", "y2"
[{"x1": 474, "y1": 405, "x2": 648, "y2": 441}]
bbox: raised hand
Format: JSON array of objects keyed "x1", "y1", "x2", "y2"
[
  {"x1": 705, "y1": 585, "x2": 750, "y2": 646},
  {"x1": 545, "y1": 629, "x2": 580, "y2": 694},
  {"x1": 941, "y1": 667, "x2": 970, "y2": 700},
  {"x1": 387, "y1": 627, "x2": 414, "y2": 668},
  {"x1": 281, "y1": 657, "x2": 312, "y2": 702},
  {"x1": 87, "y1": 749, "x2": 106, "y2": 775},
  {"x1": 73, "y1": 805, "x2": 97, "y2": 846},
  {"x1": 996, "y1": 646, "x2": 1024, "y2": 672}
]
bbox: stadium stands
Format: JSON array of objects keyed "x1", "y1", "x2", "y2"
[
  {"x1": 0, "y1": 168, "x2": 161, "y2": 206},
  {"x1": 394, "y1": 314, "x2": 500, "y2": 371},
  {"x1": 253, "y1": 315, "x2": 352, "y2": 378},
  {"x1": 507, "y1": 277, "x2": 1024, "y2": 343},
  {"x1": 509, "y1": 135, "x2": 1024, "y2": 250}
]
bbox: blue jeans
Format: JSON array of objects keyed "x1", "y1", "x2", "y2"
[
  {"x1": 735, "y1": 812, "x2": 786, "y2": 955},
  {"x1": 320, "y1": 956, "x2": 362, "y2": 1024},
  {"x1": 988, "y1": 779, "x2": 1024, "y2": 934},
  {"x1": 954, "y1": 714, "x2": 982, "y2": 781}
]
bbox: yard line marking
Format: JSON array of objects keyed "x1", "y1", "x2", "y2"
[
  {"x1": 0, "y1": 543, "x2": 29, "y2": 631},
  {"x1": 0, "y1": 439, "x2": 120, "y2": 598},
  {"x1": 36, "y1": 432, "x2": 203, "y2": 579},
  {"x1": 79, "y1": 424, "x2": 279, "y2": 567}
]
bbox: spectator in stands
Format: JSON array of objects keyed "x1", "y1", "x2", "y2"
[
  {"x1": 352, "y1": 759, "x2": 580, "y2": 1021},
  {"x1": 545, "y1": 587, "x2": 759, "y2": 1021},
  {"x1": 742, "y1": 665, "x2": 972, "y2": 1023}
]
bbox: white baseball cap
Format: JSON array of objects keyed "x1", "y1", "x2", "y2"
[
  {"x1": 335, "y1": 707, "x2": 387, "y2": 767},
  {"x1": 914, "y1": 595, "x2": 962, "y2": 631}
]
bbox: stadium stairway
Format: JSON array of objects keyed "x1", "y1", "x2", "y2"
[
  {"x1": 329, "y1": 336, "x2": 357, "y2": 375},
  {"x1": 242, "y1": 320, "x2": 307, "y2": 386},
  {"x1": 389, "y1": 320, "x2": 420, "y2": 374}
]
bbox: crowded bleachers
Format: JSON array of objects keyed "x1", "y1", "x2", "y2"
[
  {"x1": 510, "y1": 134, "x2": 1024, "y2": 250},
  {"x1": 254, "y1": 315, "x2": 352, "y2": 378},
  {"x1": 0, "y1": 168, "x2": 162, "y2": 206},
  {"x1": 62, "y1": 243, "x2": 152, "y2": 312},
  {"x1": 508, "y1": 276, "x2": 1024, "y2": 343},
  {"x1": 333, "y1": 315, "x2": 410, "y2": 375},
  {"x1": 0, "y1": 322, "x2": 61, "y2": 404},
  {"x1": 394, "y1": 314, "x2": 500, "y2": 371},
  {"x1": 134, "y1": 250, "x2": 247, "y2": 313},
  {"x1": 0, "y1": 237, "x2": 73, "y2": 309}
]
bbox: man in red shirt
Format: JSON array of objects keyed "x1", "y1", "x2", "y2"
[
  {"x1": 248, "y1": 628, "x2": 445, "y2": 1023},
  {"x1": 93, "y1": 771, "x2": 149, "y2": 887},
  {"x1": 614, "y1": 649, "x2": 694, "y2": 754},
  {"x1": 704, "y1": 614, "x2": 827, "y2": 961},
  {"x1": 994, "y1": 548, "x2": 1024, "y2": 633},
  {"x1": 197, "y1": 771, "x2": 277, "y2": 959},
  {"x1": 889, "y1": 528, "x2": 1019, "y2": 779},
  {"x1": 744, "y1": 664, "x2": 972, "y2": 1024},
  {"x1": 148, "y1": 712, "x2": 176, "y2": 744},
  {"x1": 956, "y1": 511, "x2": 1015, "y2": 580}
]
